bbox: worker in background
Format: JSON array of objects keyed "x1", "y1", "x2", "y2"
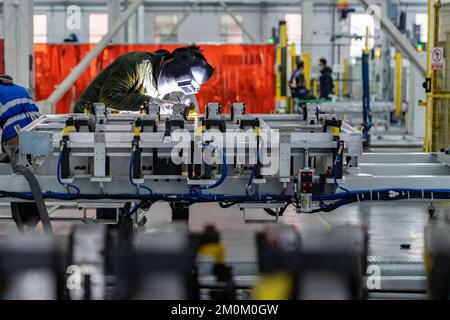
[
  {"x1": 318, "y1": 58, "x2": 334, "y2": 99},
  {"x1": 0, "y1": 75, "x2": 40, "y2": 161},
  {"x1": 289, "y1": 60, "x2": 310, "y2": 100},
  {"x1": 63, "y1": 33, "x2": 79, "y2": 43},
  {"x1": 0, "y1": 74, "x2": 41, "y2": 230},
  {"x1": 75, "y1": 45, "x2": 214, "y2": 114}
]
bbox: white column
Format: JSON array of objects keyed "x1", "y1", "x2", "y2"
[
  {"x1": 301, "y1": 0, "x2": 314, "y2": 54},
  {"x1": 137, "y1": 4, "x2": 145, "y2": 43},
  {"x1": 259, "y1": 1, "x2": 267, "y2": 43},
  {"x1": 4, "y1": 0, "x2": 34, "y2": 93},
  {"x1": 380, "y1": 0, "x2": 392, "y2": 100},
  {"x1": 107, "y1": 0, "x2": 122, "y2": 43},
  {"x1": 126, "y1": 0, "x2": 141, "y2": 44},
  {"x1": 110, "y1": 0, "x2": 140, "y2": 44},
  {"x1": 128, "y1": 17, "x2": 137, "y2": 44}
]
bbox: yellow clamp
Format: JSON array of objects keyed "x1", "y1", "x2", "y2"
[
  {"x1": 332, "y1": 126, "x2": 341, "y2": 138},
  {"x1": 62, "y1": 125, "x2": 76, "y2": 137},
  {"x1": 251, "y1": 272, "x2": 293, "y2": 300},
  {"x1": 186, "y1": 106, "x2": 197, "y2": 118},
  {"x1": 198, "y1": 243, "x2": 225, "y2": 264},
  {"x1": 134, "y1": 126, "x2": 142, "y2": 137},
  {"x1": 195, "y1": 125, "x2": 206, "y2": 137}
]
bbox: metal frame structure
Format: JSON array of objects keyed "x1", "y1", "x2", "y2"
[
  {"x1": 1, "y1": 102, "x2": 450, "y2": 225},
  {"x1": 8, "y1": 103, "x2": 360, "y2": 211}
]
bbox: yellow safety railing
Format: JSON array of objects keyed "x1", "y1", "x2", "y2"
[
  {"x1": 395, "y1": 52, "x2": 403, "y2": 118},
  {"x1": 343, "y1": 58, "x2": 349, "y2": 97},
  {"x1": 364, "y1": 26, "x2": 370, "y2": 54},
  {"x1": 290, "y1": 43, "x2": 296, "y2": 73},
  {"x1": 303, "y1": 52, "x2": 311, "y2": 91},
  {"x1": 290, "y1": 43, "x2": 297, "y2": 113},
  {"x1": 275, "y1": 21, "x2": 289, "y2": 112},
  {"x1": 275, "y1": 46, "x2": 282, "y2": 98},
  {"x1": 335, "y1": 79, "x2": 340, "y2": 98},
  {"x1": 425, "y1": 0, "x2": 434, "y2": 152},
  {"x1": 313, "y1": 79, "x2": 318, "y2": 97},
  {"x1": 425, "y1": 0, "x2": 450, "y2": 152}
]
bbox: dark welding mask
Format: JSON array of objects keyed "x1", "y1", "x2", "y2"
[{"x1": 157, "y1": 46, "x2": 214, "y2": 96}]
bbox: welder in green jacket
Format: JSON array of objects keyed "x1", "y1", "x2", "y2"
[{"x1": 74, "y1": 45, "x2": 214, "y2": 113}]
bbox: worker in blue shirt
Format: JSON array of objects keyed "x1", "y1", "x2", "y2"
[
  {"x1": 0, "y1": 74, "x2": 41, "y2": 231},
  {"x1": 0, "y1": 74, "x2": 40, "y2": 157}
]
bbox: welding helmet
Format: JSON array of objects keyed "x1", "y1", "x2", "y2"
[{"x1": 157, "y1": 46, "x2": 214, "y2": 96}]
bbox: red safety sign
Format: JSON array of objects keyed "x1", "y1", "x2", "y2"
[{"x1": 431, "y1": 47, "x2": 445, "y2": 71}]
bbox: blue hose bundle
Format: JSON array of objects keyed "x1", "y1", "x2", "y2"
[{"x1": 332, "y1": 154, "x2": 350, "y2": 194}]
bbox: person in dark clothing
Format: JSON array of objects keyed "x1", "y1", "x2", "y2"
[
  {"x1": 318, "y1": 58, "x2": 334, "y2": 99},
  {"x1": 75, "y1": 45, "x2": 214, "y2": 114},
  {"x1": 63, "y1": 33, "x2": 79, "y2": 43},
  {"x1": 76, "y1": 46, "x2": 214, "y2": 223},
  {"x1": 289, "y1": 61, "x2": 310, "y2": 99}
]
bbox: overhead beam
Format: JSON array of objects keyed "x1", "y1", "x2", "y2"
[
  {"x1": 43, "y1": 0, "x2": 145, "y2": 113},
  {"x1": 358, "y1": 0, "x2": 426, "y2": 76}
]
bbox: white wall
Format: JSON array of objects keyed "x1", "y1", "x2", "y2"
[
  {"x1": 0, "y1": 1, "x2": 431, "y2": 77},
  {"x1": 0, "y1": 1, "x2": 429, "y2": 62},
  {"x1": 32, "y1": 5, "x2": 111, "y2": 43},
  {"x1": 13, "y1": 4, "x2": 302, "y2": 44}
]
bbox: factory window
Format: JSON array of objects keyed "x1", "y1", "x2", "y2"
[
  {"x1": 285, "y1": 14, "x2": 302, "y2": 54},
  {"x1": 89, "y1": 14, "x2": 108, "y2": 44},
  {"x1": 155, "y1": 15, "x2": 178, "y2": 44},
  {"x1": 350, "y1": 14, "x2": 375, "y2": 58},
  {"x1": 33, "y1": 14, "x2": 48, "y2": 43},
  {"x1": 221, "y1": 14, "x2": 244, "y2": 44},
  {"x1": 415, "y1": 13, "x2": 428, "y2": 43}
]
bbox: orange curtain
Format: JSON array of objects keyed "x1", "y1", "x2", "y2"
[{"x1": 34, "y1": 44, "x2": 275, "y2": 114}]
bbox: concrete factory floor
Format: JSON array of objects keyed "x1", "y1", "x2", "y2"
[
  {"x1": 156, "y1": 201, "x2": 430, "y2": 260},
  {"x1": 0, "y1": 201, "x2": 432, "y2": 261}
]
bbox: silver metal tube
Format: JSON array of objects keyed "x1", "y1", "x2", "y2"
[{"x1": 358, "y1": 0, "x2": 426, "y2": 76}]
